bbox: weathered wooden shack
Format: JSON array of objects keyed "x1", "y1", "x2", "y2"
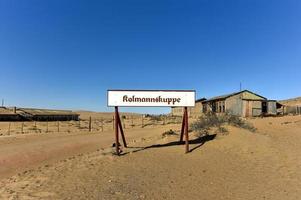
[
  {"x1": 0, "y1": 107, "x2": 79, "y2": 121},
  {"x1": 0, "y1": 107, "x2": 23, "y2": 121},
  {"x1": 18, "y1": 108, "x2": 80, "y2": 121},
  {"x1": 281, "y1": 104, "x2": 301, "y2": 115},
  {"x1": 202, "y1": 90, "x2": 278, "y2": 117},
  {"x1": 171, "y1": 98, "x2": 206, "y2": 117}
]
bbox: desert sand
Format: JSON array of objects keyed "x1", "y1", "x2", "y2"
[{"x1": 0, "y1": 114, "x2": 301, "y2": 200}]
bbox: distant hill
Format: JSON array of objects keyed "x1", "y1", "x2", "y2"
[{"x1": 279, "y1": 97, "x2": 301, "y2": 106}]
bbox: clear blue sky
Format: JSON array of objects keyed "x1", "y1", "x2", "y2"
[{"x1": 0, "y1": 0, "x2": 300, "y2": 114}]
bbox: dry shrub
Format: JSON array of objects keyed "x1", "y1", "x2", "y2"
[
  {"x1": 145, "y1": 114, "x2": 163, "y2": 121},
  {"x1": 28, "y1": 126, "x2": 42, "y2": 133},
  {"x1": 226, "y1": 114, "x2": 257, "y2": 132},
  {"x1": 215, "y1": 126, "x2": 229, "y2": 135},
  {"x1": 191, "y1": 112, "x2": 256, "y2": 136},
  {"x1": 162, "y1": 129, "x2": 178, "y2": 137}
]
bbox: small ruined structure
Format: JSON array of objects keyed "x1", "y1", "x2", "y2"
[
  {"x1": 0, "y1": 107, "x2": 79, "y2": 121},
  {"x1": 202, "y1": 90, "x2": 281, "y2": 117},
  {"x1": 171, "y1": 98, "x2": 206, "y2": 117},
  {"x1": 0, "y1": 107, "x2": 23, "y2": 121},
  {"x1": 279, "y1": 97, "x2": 301, "y2": 115}
]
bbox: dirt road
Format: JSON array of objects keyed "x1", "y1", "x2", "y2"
[{"x1": 0, "y1": 125, "x2": 175, "y2": 179}]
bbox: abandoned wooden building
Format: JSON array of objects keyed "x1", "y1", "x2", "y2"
[
  {"x1": 202, "y1": 90, "x2": 281, "y2": 117},
  {"x1": 0, "y1": 107, "x2": 23, "y2": 121},
  {"x1": 171, "y1": 98, "x2": 206, "y2": 117},
  {"x1": 171, "y1": 90, "x2": 282, "y2": 118},
  {"x1": 0, "y1": 107, "x2": 79, "y2": 121}
]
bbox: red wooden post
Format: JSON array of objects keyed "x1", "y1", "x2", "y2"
[
  {"x1": 114, "y1": 107, "x2": 120, "y2": 155},
  {"x1": 114, "y1": 107, "x2": 128, "y2": 156},
  {"x1": 179, "y1": 108, "x2": 185, "y2": 142},
  {"x1": 179, "y1": 107, "x2": 189, "y2": 153},
  {"x1": 117, "y1": 112, "x2": 127, "y2": 147},
  {"x1": 184, "y1": 107, "x2": 189, "y2": 153}
]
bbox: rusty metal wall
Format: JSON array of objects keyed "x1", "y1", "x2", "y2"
[
  {"x1": 189, "y1": 101, "x2": 203, "y2": 117},
  {"x1": 225, "y1": 94, "x2": 243, "y2": 116},
  {"x1": 267, "y1": 101, "x2": 277, "y2": 115},
  {"x1": 251, "y1": 101, "x2": 262, "y2": 116},
  {"x1": 171, "y1": 107, "x2": 183, "y2": 116},
  {"x1": 171, "y1": 101, "x2": 204, "y2": 117},
  {"x1": 283, "y1": 105, "x2": 301, "y2": 115},
  {"x1": 242, "y1": 91, "x2": 265, "y2": 100}
]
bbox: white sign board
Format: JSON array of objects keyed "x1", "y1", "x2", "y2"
[{"x1": 107, "y1": 90, "x2": 195, "y2": 107}]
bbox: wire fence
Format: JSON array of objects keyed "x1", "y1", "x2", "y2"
[{"x1": 0, "y1": 115, "x2": 184, "y2": 136}]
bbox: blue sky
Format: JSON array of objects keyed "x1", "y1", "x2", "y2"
[{"x1": 0, "y1": 0, "x2": 300, "y2": 114}]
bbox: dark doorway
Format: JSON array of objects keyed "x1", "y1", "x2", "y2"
[{"x1": 262, "y1": 101, "x2": 267, "y2": 113}]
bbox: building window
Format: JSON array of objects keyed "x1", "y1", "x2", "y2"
[
  {"x1": 212, "y1": 102, "x2": 216, "y2": 112},
  {"x1": 203, "y1": 104, "x2": 207, "y2": 113}
]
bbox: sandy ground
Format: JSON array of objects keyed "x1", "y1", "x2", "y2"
[{"x1": 0, "y1": 115, "x2": 301, "y2": 199}]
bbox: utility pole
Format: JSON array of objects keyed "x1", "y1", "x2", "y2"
[{"x1": 1, "y1": 99, "x2": 4, "y2": 107}]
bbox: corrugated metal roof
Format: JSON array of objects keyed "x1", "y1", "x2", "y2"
[
  {"x1": 18, "y1": 108, "x2": 78, "y2": 115},
  {"x1": 0, "y1": 107, "x2": 17, "y2": 115},
  {"x1": 203, "y1": 90, "x2": 266, "y2": 102},
  {"x1": 195, "y1": 98, "x2": 206, "y2": 102},
  {"x1": 18, "y1": 108, "x2": 79, "y2": 116}
]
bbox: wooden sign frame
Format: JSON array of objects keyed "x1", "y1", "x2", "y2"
[
  {"x1": 113, "y1": 106, "x2": 190, "y2": 155},
  {"x1": 108, "y1": 90, "x2": 194, "y2": 155}
]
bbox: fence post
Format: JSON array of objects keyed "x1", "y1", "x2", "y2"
[
  {"x1": 123, "y1": 117, "x2": 126, "y2": 129},
  {"x1": 46, "y1": 121, "x2": 49, "y2": 133},
  {"x1": 57, "y1": 121, "x2": 60, "y2": 132},
  {"x1": 21, "y1": 122, "x2": 24, "y2": 134},
  {"x1": 8, "y1": 122, "x2": 11, "y2": 134},
  {"x1": 89, "y1": 116, "x2": 92, "y2": 132}
]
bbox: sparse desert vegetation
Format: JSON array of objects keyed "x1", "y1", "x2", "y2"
[{"x1": 191, "y1": 112, "x2": 256, "y2": 137}]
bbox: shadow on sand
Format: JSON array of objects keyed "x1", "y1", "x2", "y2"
[{"x1": 120, "y1": 134, "x2": 216, "y2": 155}]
